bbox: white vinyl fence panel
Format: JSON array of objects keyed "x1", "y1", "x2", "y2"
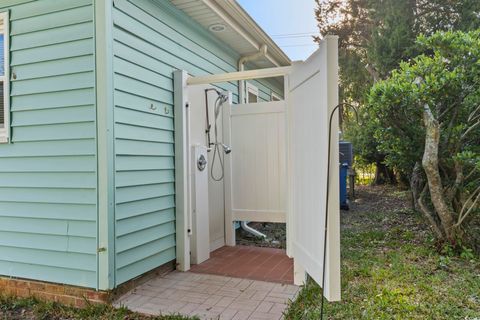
[
  {"x1": 225, "y1": 101, "x2": 287, "y2": 223},
  {"x1": 288, "y1": 36, "x2": 341, "y2": 301}
]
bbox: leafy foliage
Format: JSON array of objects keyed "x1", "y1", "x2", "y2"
[
  {"x1": 370, "y1": 30, "x2": 480, "y2": 173},
  {"x1": 315, "y1": 0, "x2": 480, "y2": 245},
  {"x1": 315, "y1": 0, "x2": 480, "y2": 184},
  {"x1": 366, "y1": 30, "x2": 480, "y2": 244}
]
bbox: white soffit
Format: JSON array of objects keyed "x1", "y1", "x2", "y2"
[{"x1": 170, "y1": 0, "x2": 291, "y2": 68}]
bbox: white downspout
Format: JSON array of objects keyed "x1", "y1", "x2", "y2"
[
  {"x1": 238, "y1": 44, "x2": 268, "y2": 104},
  {"x1": 237, "y1": 44, "x2": 268, "y2": 239}
]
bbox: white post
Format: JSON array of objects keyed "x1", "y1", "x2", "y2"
[
  {"x1": 222, "y1": 92, "x2": 236, "y2": 246},
  {"x1": 294, "y1": 259, "x2": 306, "y2": 285},
  {"x1": 285, "y1": 73, "x2": 294, "y2": 259},
  {"x1": 289, "y1": 66, "x2": 305, "y2": 282},
  {"x1": 174, "y1": 70, "x2": 191, "y2": 271},
  {"x1": 325, "y1": 35, "x2": 341, "y2": 301}
]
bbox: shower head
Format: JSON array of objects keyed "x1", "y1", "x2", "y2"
[
  {"x1": 222, "y1": 143, "x2": 232, "y2": 154},
  {"x1": 218, "y1": 92, "x2": 229, "y2": 104}
]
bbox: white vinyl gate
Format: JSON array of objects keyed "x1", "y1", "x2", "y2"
[
  {"x1": 222, "y1": 101, "x2": 287, "y2": 245},
  {"x1": 288, "y1": 41, "x2": 341, "y2": 301},
  {"x1": 175, "y1": 36, "x2": 341, "y2": 301}
]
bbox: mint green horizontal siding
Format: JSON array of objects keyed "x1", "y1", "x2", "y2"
[
  {"x1": 11, "y1": 4, "x2": 92, "y2": 35},
  {"x1": 0, "y1": 0, "x2": 97, "y2": 288},
  {"x1": 0, "y1": 155, "x2": 96, "y2": 172},
  {"x1": 116, "y1": 196, "x2": 175, "y2": 220},
  {"x1": 0, "y1": 202, "x2": 96, "y2": 221},
  {"x1": 247, "y1": 79, "x2": 284, "y2": 102},
  {"x1": 13, "y1": 105, "x2": 95, "y2": 125},
  {"x1": 0, "y1": 217, "x2": 95, "y2": 236},
  {"x1": 110, "y1": 0, "x2": 170, "y2": 286},
  {"x1": 111, "y1": 0, "x2": 284, "y2": 285},
  {"x1": 0, "y1": 172, "x2": 96, "y2": 188},
  {"x1": 12, "y1": 39, "x2": 94, "y2": 66},
  {"x1": 116, "y1": 172, "x2": 174, "y2": 189}
]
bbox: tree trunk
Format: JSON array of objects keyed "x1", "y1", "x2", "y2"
[
  {"x1": 417, "y1": 184, "x2": 445, "y2": 240},
  {"x1": 421, "y1": 104, "x2": 456, "y2": 243},
  {"x1": 374, "y1": 161, "x2": 387, "y2": 185},
  {"x1": 365, "y1": 64, "x2": 381, "y2": 83},
  {"x1": 410, "y1": 162, "x2": 423, "y2": 211},
  {"x1": 374, "y1": 160, "x2": 396, "y2": 185},
  {"x1": 412, "y1": 161, "x2": 445, "y2": 240}
]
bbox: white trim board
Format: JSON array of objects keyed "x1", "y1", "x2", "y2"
[{"x1": 187, "y1": 66, "x2": 292, "y2": 86}]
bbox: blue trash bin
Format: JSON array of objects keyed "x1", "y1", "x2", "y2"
[{"x1": 340, "y1": 163, "x2": 349, "y2": 210}]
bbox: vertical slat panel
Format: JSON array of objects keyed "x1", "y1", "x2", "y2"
[
  {"x1": 227, "y1": 101, "x2": 287, "y2": 223},
  {"x1": 288, "y1": 37, "x2": 341, "y2": 301}
]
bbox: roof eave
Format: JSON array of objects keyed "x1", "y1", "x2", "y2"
[{"x1": 211, "y1": 0, "x2": 292, "y2": 67}]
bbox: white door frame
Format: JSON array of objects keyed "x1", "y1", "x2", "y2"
[
  {"x1": 174, "y1": 67, "x2": 294, "y2": 272},
  {"x1": 174, "y1": 69, "x2": 293, "y2": 271}
]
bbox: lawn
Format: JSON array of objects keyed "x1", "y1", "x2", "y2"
[{"x1": 285, "y1": 186, "x2": 480, "y2": 320}]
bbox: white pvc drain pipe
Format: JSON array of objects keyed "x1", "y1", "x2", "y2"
[{"x1": 240, "y1": 221, "x2": 267, "y2": 238}]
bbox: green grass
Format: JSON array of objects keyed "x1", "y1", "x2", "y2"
[
  {"x1": 0, "y1": 295, "x2": 197, "y2": 320},
  {"x1": 285, "y1": 186, "x2": 480, "y2": 320}
]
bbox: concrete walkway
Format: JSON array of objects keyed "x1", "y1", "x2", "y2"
[{"x1": 114, "y1": 271, "x2": 300, "y2": 320}]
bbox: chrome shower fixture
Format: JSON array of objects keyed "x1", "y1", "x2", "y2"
[
  {"x1": 209, "y1": 91, "x2": 232, "y2": 181},
  {"x1": 221, "y1": 143, "x2": 231, "y2": 154}
]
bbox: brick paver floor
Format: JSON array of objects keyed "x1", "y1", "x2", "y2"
[
  {"x1": 190, "y1": 246, "x2": 294, "y2": 284},
  {"x1": 114, "y1": 271, "x2": 300, "y2": 320}
]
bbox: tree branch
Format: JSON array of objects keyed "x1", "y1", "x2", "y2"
[
  {"x1": 455, "y1": 190, "x2": 480, "y2": 228},
  {"x1": 461, "y1": 119, "x2": 480, "y2": 140},
  {"x1": 468, "y1": 104, "x2": 480, "y2": 123},
  {"x1": 417, "y1": 184, "x2": 445, "y2": 239},
  {"x1": 446, "y1": 160, "x2": 463, "y2": 203}
]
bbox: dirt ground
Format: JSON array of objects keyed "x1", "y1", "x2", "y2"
[
  {"x1": 341, "y1": 185, "x2": 424, "y2": 233},
  {"x1": 235, "y1": 184, "x2": 415, "y2": 250},
  {"x1": 236, "y1": 222, "x2": 287, "y2": 249}
]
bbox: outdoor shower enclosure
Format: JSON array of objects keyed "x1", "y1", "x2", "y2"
[{"x1": 174, "y1": 36, "x2": 342, "y2": 301}]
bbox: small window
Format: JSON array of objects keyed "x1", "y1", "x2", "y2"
[
  {"x1": 246, "y1": 82, "x2": 258, "y2": 103},
  {"x1": 0, "y1": 12, "x2": 9, "y2": 143},
  {"x1": 271, "y1": 92, "x2": 281, "y2": 101}
]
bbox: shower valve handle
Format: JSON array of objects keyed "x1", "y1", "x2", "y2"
[{"x1": 197, "y1": 155, "x2": 207, "y2": 171}]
